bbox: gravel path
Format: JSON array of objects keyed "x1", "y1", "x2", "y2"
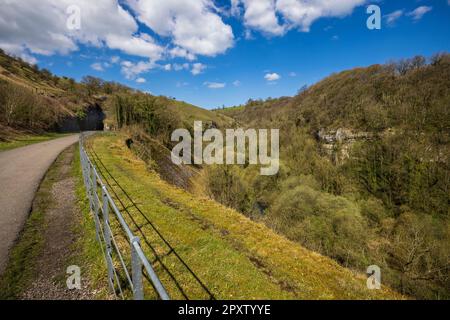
[
  {"x1": 0, "y1": 135, "x2": 79, "y2": 274},
  {"x1": 21, "y1": 147, "x2": 96, "y2": 300}
]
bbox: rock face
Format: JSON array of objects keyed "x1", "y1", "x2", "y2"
[{"x1": 317, "y1": 128, "x2": 374, "y2": 164}]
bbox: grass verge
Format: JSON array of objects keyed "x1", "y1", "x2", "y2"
[
  {"x1": 70, "y1": 143, "x2": 110, "y2": 299},
  {"x1": 0, "y1": 133, "x2": 70, "y2": 152}
]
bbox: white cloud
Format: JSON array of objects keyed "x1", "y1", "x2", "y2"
[
  {"x1": 0, "y1": 0, "x2": 164, "y2": 62},
  {"x1": 174, "y1": 63, "x2": 190, "y2": 71},
  {"x1": 169, "y1": 47, "x2": 197, "y2": 61},
  {"x1": 106, "y1": 33, "x2": 163, "y2": 61},
  {"x1": 126, "y1": 0, "x2": 234, "y2": 56},
  {"x1": 277, "y1": 0, "x2": 365, "y2": 32},
  {"x1": 231, "y1": 0, "x2": 242, "y2": 17},
  {"x1": 91, "y1": 62, "x2": 104, "y2": 72},
  {"x1": 121, "y1": 60, "x2": 156, "y2": 79},
  {"x1": 191, "y1": 63, "x2": 207, "y2": 75},
  {"x1": 233, "y1": 80, "x2": 241, "y2": 86},
  {"x1": 235, "y1": 0, "x2": 365, "y2": 35},
  {"x1": 204, "y1": 81, "x2": 226, "y2": 89},
  {"x1": 15, "y1": 51, "x2": 38, "y2": 65},
  {"x1": 111, "y1": 56, "x2": 121, "y2": 64},
  {"x1": 176, "y1": 81, "x2": 189, "y2": 87},
  {"x1": 407, "y1": 6, "x2": 432, "y2": 21},
  {"x1": 241, "y1": 0, "x2": 285, "y2": 35},
  {"x1": 136, "y1": 77, "x2": 146, "y2": 83},
  {"x1": 384, "y1": 10, "x2": 404, "y2": 25},
  {"x1": 265, "y1": 72, "x2": 281, "y2": 81}
]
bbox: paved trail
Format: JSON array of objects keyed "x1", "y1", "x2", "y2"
[{"x1": 0, "y1": 135, "x2": 79, "y2": 274}]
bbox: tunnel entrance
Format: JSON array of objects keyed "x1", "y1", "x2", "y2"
[{"x1": 56, "y1": 104, "x2": 105, "y2": 133}]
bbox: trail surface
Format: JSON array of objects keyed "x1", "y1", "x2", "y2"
[{"x1": 0, "y1": 135, "x2": 79, "y2": 273}]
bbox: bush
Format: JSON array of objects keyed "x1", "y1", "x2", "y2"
[
  {"x1": 266, "y1": 185, "x2": 370, "y2": 268},
  {"x1": 206, "y1": 165, "x2": 253, "y2": 215}
]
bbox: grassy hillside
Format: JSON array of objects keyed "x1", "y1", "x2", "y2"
[
  {"x1": 86, "y1": 133, "x2": 403, "y2": 300},
  {"x1": 0, "y1": 50, "x2": 232, "y2": 143}
]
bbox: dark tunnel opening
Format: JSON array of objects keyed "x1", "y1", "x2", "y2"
[{"x1": 56, "y1": 104, "x2": 105, "y2": 133}]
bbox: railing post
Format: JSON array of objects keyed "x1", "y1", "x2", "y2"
[
  {"x1": 102, "y1": 186, "x2": 114, "y2": 292},
  {"x1": 131, "y1": 237, "x2": 144, "y2": 300},
  {"x1": 92, "y1": 168, "x2": 100, "y2": 241},
  {"x1": 86, "y1": 160, "x2": 93, "y2": 210},
  {"x1": 84, "y1": 156, "x2": 89, "y2": 191}
]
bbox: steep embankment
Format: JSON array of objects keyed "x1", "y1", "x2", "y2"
[{"x1": 87, "y1": 133, "x2": 403, "y2": 300}]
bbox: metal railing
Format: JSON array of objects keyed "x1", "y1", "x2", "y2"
[{"x1": 79, "y1": 134, "x2": 170, "y2": 300}]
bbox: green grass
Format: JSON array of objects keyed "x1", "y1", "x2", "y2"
[
  {"x1": 0, "y1": 133, "x2": 70, "y2": 151},
  {"x1": 71, "y1": 143, "x2": 110, "y2": 299},
  {"x1": 87, "y1": 133, "x2": 404, "y2": 300}
]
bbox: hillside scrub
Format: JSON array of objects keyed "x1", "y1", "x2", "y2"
[
  {"x1": 212, "y1": 54, "x2": 450, "y2": 299},
  {"x1": 0, "y1": 51, "x2": 164, "y2": 135}
]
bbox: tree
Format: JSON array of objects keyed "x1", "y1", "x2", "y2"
[
  {"x1": 387, "y1": 213, "x2": 449, "y2": 298},
  {"x1": 81, "y1": 76, "x2": 103, "y2": 96}
]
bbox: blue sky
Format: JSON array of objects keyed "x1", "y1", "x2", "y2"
[{"x1": 0, "y1": 0, "x2": 449, "y2": 109}]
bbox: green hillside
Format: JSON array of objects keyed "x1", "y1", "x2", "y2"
[{"x1": 213, "y1": 54, "x2": 450, "y2": 299}]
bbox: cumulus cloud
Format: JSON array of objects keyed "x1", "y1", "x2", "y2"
[
  {"x1": 384, "y1": 10, "x2": 404, "y2": 25},
  {"x1": 204, "y1": 81, "x2": 226, "y2": 89},
  {"x1": 265, "y1": 72, "x2": 281, "y2": 81},
  {"x1": 170, "y1": 47, "x2": 197, "y2": 61},
  {"x1": 235, "y1": 0, "x2": 366, "y2": 35},
  {"x1": 174, "y1": 63, "x2": 190, "y2": 71},
  {"x1": 91, "y1": 62, "x2": 104, "y2": 72},
  {"x1": 136, "y1": 77, "x2": 146, "y2": 83},
  {"x1": 241, "y1": 0, "x2": 285, "y2": 35},
  {"x1": 121, "y1": 60, "x2": 156, "y2": 79},
  {"x1": 111, "y1": 56, "x2": 121, "y2": 64},
  {"x1": 106, "y1": 33, "x2": 163, "y2": 61},
  {"x1": 277, "y1": 0, "x2": 365, "y2": 32},
  {"x1": 126, "y1": 0, "x2": 234, "y2": 57},
  {"x1": 230, "y1": 0, "x2": 242, "y2": 17},
  {"x1": 191, "y1": 63, "x2": 207, "y2": 75},
  {"x1": 176, "y1": 81, "x2": 189, "y2": 88},
  {"x1": 0, "y1": 0, "x2": 164, "y2": 61},
  {"x1": 407, "y1": 6, "x2": 432, "y2": 21}
]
